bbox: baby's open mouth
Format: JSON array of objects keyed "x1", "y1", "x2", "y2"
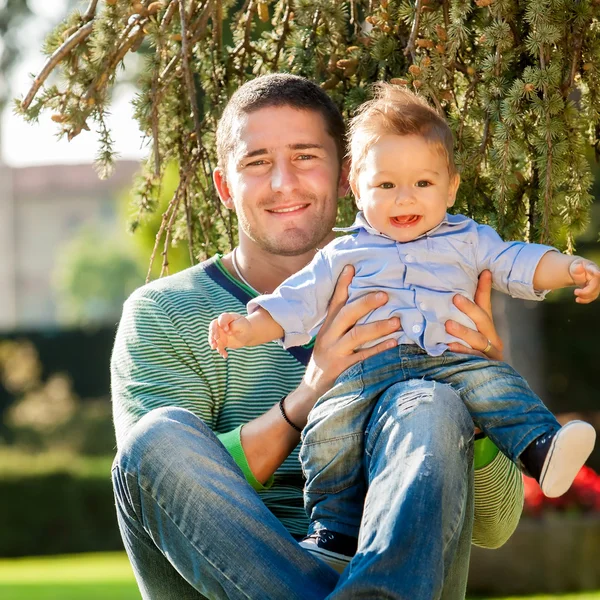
[{"x1": 390, "y1": 215, "x2": 422, "y2": 226}]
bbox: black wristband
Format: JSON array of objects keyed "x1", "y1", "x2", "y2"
[{"x1": 278, "y1": 396, "x2": 302, "y2": 433}]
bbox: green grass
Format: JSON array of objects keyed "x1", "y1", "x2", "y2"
[
  {"x1": 0, "y1": 449, "x2": 113, "y2": 478},
  {"x1": 0, "y1": 552, "x2": 140, "y2": 600},
  {"x1": 478, "y1": 597, "x2": 600, "y2": 600},
  {"x1": 0, "y1": 552, "x2": 599, "y2": 600}
]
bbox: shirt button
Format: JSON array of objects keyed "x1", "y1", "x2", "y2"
[
  {"x1": 412, "y1": 324, "x2": 422, "y2": 334},
  {"x1": 405, "y1": 254, "x2": 414, "y2": 263},
  {"x1": 419, "y1": 302, "x2": 427, "y2": 311}
]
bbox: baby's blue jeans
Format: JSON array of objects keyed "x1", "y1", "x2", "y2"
[{"x1": 300, "y1": 344, "x2": 559, "y2": 538}]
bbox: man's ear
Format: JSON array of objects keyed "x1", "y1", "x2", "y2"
[
  {"x1": 447, "y1": 173, "x2": 460, "y2": 208},
  {"x1": 213, "y1": 167, "x2": 234, "y2": 210}
]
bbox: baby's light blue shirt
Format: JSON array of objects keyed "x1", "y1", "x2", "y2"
[{"x1": 248, "y1": 212, "x2": 556, "y2": 356}]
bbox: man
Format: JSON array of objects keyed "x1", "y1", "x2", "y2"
[{"x1": 111, "y1": 74, "x2": 523, "y2": 599}]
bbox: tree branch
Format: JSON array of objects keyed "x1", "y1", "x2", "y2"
[
  {"x1": 147, "y1": 155, "x2": 200, "y2": 282},
  {"x1": 404, "y1": 0, "x2": 423, "y2": 62},
  {"x1": 82, "y1": 18, "x2": 148, "y2": 106},
  {"x1": 160, "y1": 0, "x2": 179, "y2": 34},
  {"x1": 561, "y1": 30, "x2": 583, "y2": 96},
  {"x1": 179, "y1": 0, "x2": 203, "y2": 145},
  {"x1": 273, "y1": 0, "x2": 293, "y2": 68},
  {"x1": 83, "y1": 0, "x2": 100, "y2": 22},
  {"x1": 540, "y1": 46, "x2": 553, "y2": 244},
  {"x1": 20, "y1": 22, "x2": 94, "y2": 111}
]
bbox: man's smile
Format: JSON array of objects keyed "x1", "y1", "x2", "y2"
[{"x1": 267, "y1": 203, "x2": 310, "y2": 215}]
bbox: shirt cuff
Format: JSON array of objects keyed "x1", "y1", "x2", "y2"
[
  {"x1": 474, "y1": 435, "x2": 500, "y2": 470},
  {"x1": 248, "y1": 296, "x2": 310, "y2": 348},
  {"x1": 507, "y1": 245, "x2": 558, "y2": 300},
  {"x1": 217, "y1": 425, "x2": 274, "y2": 491}
]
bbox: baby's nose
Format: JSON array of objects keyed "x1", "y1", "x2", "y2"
[{"x1": 395, "y1": 189, "x2": 416, "y2": 204}]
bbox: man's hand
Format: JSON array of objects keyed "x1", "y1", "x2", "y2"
[
  {"x1": 208, "y1": 312, "x2": 252, "y2": 359},
  {"x1": 301, "y1": 265, "x2": 401, "y2": 399},
  {"x1": 445, "y1": 270, "x2": 504, "y2": 361},
  {"x1": 570, "y1": 258, "x2": 600, "y2": 304}
]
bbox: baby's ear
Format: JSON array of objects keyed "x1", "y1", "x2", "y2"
[
  {"x1": 350, "y1": 179, "x2": 362, "y2": 209},
  {"x1": 337, "y1": 158, "x2": 351, "y2": 198},
  {"x1": 447, "y1": 173, "x2": 460, "y2": 208}
]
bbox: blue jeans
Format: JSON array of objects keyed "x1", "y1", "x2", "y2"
[
  {"x1": 301, "y1": 345, "x2": 559, "y2": 540},
  {"x1": 112, "y1": 381, "x2": 475, "y2": 599}
]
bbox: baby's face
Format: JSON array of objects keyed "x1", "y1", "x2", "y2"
[{"x1": 352, "y1": 134, "x2": 459, "y2": 243}]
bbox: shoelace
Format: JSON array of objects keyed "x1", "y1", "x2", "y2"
[
  {"x1": 535, "y1": 434, "x2": 552, "y2": 446},
  {"x1": 306, "y1": 531, "x2": 335, "y2": 543}
]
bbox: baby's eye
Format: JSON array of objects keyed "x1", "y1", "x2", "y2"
[
  {"x1": 378, "y1": 182, "x2": 395, "y2": 189},
  {"x1": 416, "y1": 180, "x2": 432, "y2": 188}
]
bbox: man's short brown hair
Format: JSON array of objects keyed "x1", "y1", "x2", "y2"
[
  {"x1": 216, "y1": 73, "x2": 346, "y2": 170},
  {"x1": 348, "y1": 82, "x2": 457, "y2": 185}
]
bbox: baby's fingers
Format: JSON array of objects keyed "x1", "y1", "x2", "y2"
[
  {"x1": 214, "y1": 332, "x2": 229, "y2": 359},
  {"x1": 217, "y1": 312, "x2": 242, "y2": 333},
  {"x1": 208, "y1": 320, "x2": 229, "y2": 358},
  {"x1": 574, "y1": 281, "x2": 600, "y2": 303},
  {"x1": 570, "y1": 262, "x2": 588, "y2": 287},
  {"x1": 208, "y1": 320, "x2": 219, "y2": 349},
  {"x1": 574, "y1": 264, "x2": 600, "y2": 304}
]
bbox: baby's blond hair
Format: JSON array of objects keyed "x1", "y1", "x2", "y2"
[{"x1": 348, "y1": 83, "x2": 457, "y2": 185}]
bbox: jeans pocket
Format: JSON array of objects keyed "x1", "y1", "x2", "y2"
[
  {"x1": 310, "y1": 361, "x2": 365, "y2": 418},
  {"x1": 300, "y1": 433, "x2": 363, "y2": 495},
  {"x1": 335, "y1": 361, "x2": 363, "y2": 385}
]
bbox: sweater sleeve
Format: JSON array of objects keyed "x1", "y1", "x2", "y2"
[
  {"x1": 217, "y1": 426, "x2": 274, "y2": 491},
  {"x1": 472, "y1": 449, "x2": 524, "y2": 548},
  {"x1": 111, "y1": 289, "x2": 216, "y2": 448},
  {"x1": 112, "y1": 288, "x2": 275, "y2": 491}
]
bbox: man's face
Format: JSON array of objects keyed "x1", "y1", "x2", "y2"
[{"x1": 216, "y1": 106, "x2": 343, "y2": 256}]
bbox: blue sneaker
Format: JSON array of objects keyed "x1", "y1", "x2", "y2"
[{"x1": 299, "y1": 529, "x2": 357, "y2": 573}]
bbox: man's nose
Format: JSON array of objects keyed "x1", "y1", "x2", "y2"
[{"x1": 271, "y1": 160, "x2": 299, "y2": 194}]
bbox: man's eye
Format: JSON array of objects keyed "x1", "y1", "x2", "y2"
[
  {"x1": 378, "y1": 182, "x2": 395, "y2": 189},
  {"x1": 297, "y1": 154, "x2": 315, "y2": 161},
  {"x1": 246, "y1": 160, "x2": 267, "y2": 167},
  {"x1": 416, "y1": 180, "x2": 431, "y2": 188}
]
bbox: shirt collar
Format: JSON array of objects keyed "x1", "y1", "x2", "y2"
[{"x1": 333, "y1": 211, "x2": 459, "y2": 241}]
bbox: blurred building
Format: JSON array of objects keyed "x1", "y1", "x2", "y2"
[{"x1": 0, "y1": 160, "x2": 139, "y2": 331}]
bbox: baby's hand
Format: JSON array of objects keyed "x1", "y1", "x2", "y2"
[
  {"x1": 570, "y1": 258, "x2": 600, "y2": 304},
  {"x1": 208, "y1": 312, "x2": 253, "y2": 359}
]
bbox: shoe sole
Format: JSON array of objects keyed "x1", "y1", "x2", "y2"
[
  {"x1": 299, "y1": 541, "x2": 351, "y2": 574},
  {"x1": 540, "y1": 421, "x2": 596, "y2": 498}
]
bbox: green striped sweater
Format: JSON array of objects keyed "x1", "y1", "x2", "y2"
[{"x1": 111, "y1": 255, "x2": 523, "y2": 545}]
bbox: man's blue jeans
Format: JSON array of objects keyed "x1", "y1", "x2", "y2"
[
  {"x1": 301, "y1": 345, "x2": 558, "y2": 540},
  {"x1": 112, "y1": 380, "x2": 476, "y2": 599}
]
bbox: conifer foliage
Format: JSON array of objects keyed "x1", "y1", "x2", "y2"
[{"x1": 16, "y1": 0, "x2": 600, "y2": 273}]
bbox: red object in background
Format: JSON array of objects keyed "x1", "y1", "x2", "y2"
[{"x1": 523, "y1": 465, "x2": 600, "y2": 515}]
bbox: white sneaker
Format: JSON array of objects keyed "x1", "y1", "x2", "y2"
[{"x1": 539, "y1": 421, "x2": 596, "y2": 498}]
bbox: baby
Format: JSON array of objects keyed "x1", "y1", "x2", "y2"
[{"x1": 209, "y1": 83, "x2": 598, "y2": 565}]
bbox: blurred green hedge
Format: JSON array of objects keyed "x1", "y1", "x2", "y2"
[{"x1": 0, "y1": 452, "x2": 121, "y2": 558}]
